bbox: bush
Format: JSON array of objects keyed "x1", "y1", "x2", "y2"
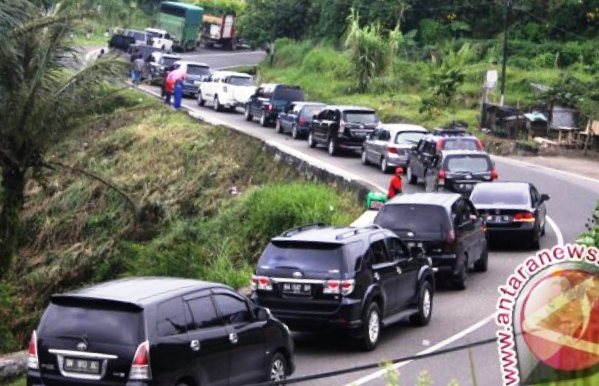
[
  {"x1": 578, "y1": 202, "x2": 599, "y2": 247},
  {"x1": 301, "y1": 47, "x2": 352, "y2": 79},
  {"x1": 418, "y1": 19, "x2": 449, "y2": 45},
  {"x1": 271, "y1": 38, "x2": 313, "y2": 68}
]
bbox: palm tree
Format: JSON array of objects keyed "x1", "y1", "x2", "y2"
[{"x1": 0, "y1": 0, "x2": 127, "y2": 278}]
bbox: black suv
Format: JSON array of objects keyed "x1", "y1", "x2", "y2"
[
  {"x1": 252, "y1": 224, "x2": 435, "y2": 351},
  {"x1": 408, "y1": 149, "x2": 497, "y2": 195},
  {"x1": 374, "y1": 193, "x2": 488, "y2": 289},
  {"x1": 108, "y1": 34, "x2": 136, "y2": 51},
  {"x1": 308, "y1": 106, "x2": 380, "y2": 156},
  {"x1": 27, "y1": 277, "x2": 294, "y2": 386},
  {"x1": 244, "y1": 83, "x2": 305, "y2": 127}
]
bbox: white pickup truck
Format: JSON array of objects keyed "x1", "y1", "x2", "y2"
[
  {"x1": 145, "y1": 28, "x2": 174, "y2": 53},
  {"x1": 197, "y1": 71, "x2": 257, "y2": 111}
]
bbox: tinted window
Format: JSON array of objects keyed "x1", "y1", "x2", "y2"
[
  {"x1": 258, "y1": 241, "x2": 345, "y2": 273},
  {"x1": 395, "y1": 131, "x2": 426, "y2": 145},
  {"x1": 471, "y1": 185, "x2": 530, "y2": 206},
  {"x1": 162, "y1": 57, "x2": 179, "y2": 67},
  {"x1": 343, "y1": 111, "x2": 378, "y2": 124},
  {"x1": 445, "y1": 155, "x2": 492, "y2": 173},
  {"x1": 344, "y1": 240, "x2": 366, "y2": 271},
  {"x1": 374, "y1": 204, "x2": 452, "y2": 234},
  {"x1": 157, "y1": 298, "x2": 187, "y2": 337},
  {"x1": 213, "y1": 294, "x2": 251, "y2": 324},
  {"x1": 273, "y1": 86, "x2": 304, "y2": 101},
  {"x1": 187, "y1": 65, "x2": 211, "y2": 76},
  {"x1": 301, "y1": 105, "x2": 324, "y2": 118},
  {"x1": 454, "y1": 200, "x2": 474, "y2": 225},
  {"x1": 386, "y1": 237, "x2": 407, "y2": 260},
  {"x1": 186, "y1": 296, "x2": 220, "y2": 329},
  {"x1": 442, "y1": 138, "x2": 481, "y2": 151},
  {"x1": 133, "y1": 32, "x2": 146, "y2": 42},
  {"x1": 369, "y1": 240, "x2": 390, "y2": 265},
  {"x1": 39, "y1": 302, "x2": 143, "y2": 345},
  {"x1": 227, "y1": 76, "x2": 255, "y2": 86}
]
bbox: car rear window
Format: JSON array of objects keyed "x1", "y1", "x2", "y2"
[
  {"x1": 39, "y1": 301, "x2": 143, "y2": 345},
  {"x1": 442, "y1": 138, "x2": 481, "y2": 150},
  {"x1": 133, "y1": 32, "x2": 146, "y2": 42},
  {"x1": 444, "y1": 155, "x2": 492, "y2": 173},
  {"x1": 343, "y1": 111, "x2": 378, "y2": 124},
  {"x1": 471, "y1": 185, "x2": 530, "y2": 206},
  {"x1": 273, "y1": 86, "x2": 304, "y2": 101},
  {"x1": 258, "y1": 241, "x2": 345, "y2": 273},
  {"x1": 374, "y1": 204, "x2": 452, "y2": 233},
  {"x1": 187, "y1": 65, "x2": 211, "y2": 76},
  {"x1": 227, "y1": 76, "x2": 255, "y2": 86},
  {"x1": 162, "y1": 57, "x2": 179, "y2": 67},
  {"x1": 395, "y1": 131, "x2": 426, "y2": 145},
  {"x1": 301, "y1": 105, "x2": 324, "y2": 118}
]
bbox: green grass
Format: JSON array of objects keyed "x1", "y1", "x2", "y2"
[{"x1": 1, "y1": 378, "x2": 25, "y2": 386}]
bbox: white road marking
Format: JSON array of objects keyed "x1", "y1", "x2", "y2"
[
  {"x1": 493, "y1": 155, "x2": 599, "y2": 186},
  {"x1": 345, "y1": 314, "x2": 495, "y2": 386},
  {"x1": 546, "y1": 215, "x2": 564, "y2": 245}
]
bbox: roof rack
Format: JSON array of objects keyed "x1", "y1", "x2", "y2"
[
  {"x1": 335, "y1": 224, "x2": 382, "y2": 240},
  {"x1": 280, "y1": 223, "x2": 327, "y2": 237}
]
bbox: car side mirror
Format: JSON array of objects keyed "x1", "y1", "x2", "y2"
[
  {"x1": 312, "y1": 114, "x2": 318, "y2": 120},
  {"x1": 540, "y1": 193, "x2": 550, "y2": 202},
  {"x1": 254, "y1": 306, "x2": 271, "y2": 321}
]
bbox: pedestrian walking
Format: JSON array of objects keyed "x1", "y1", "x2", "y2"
[
  {"x1": 173, "y1": 80, "x2": 183, "y2": 109},
  {"x1": 387, "y1": 167, "x2": 404, "y2": 199}
]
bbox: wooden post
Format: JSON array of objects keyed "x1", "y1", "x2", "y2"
[{"x1": 584, "y1": 120, "x2": 592, "y2": 155}]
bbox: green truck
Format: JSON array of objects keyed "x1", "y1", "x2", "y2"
[{"x1": 158, "y1": 1, "x2": 203, "y2": 51}]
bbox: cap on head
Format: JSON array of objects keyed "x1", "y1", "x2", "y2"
[{"x1": 395, "y1": 167, "x2": 403, "y2": 175}]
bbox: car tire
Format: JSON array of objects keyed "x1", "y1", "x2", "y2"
[
  {"x1": 361, "y1": 149, "x2": 369, "y2": 165},
  {"x1": 380, "y1": 157, "x2": 390, "y2": 173},
  {"x1": 260, "y1": 112, "x2": 268, "y2": 127},
  {"x1": 328, "y1": 138, "x2": 338, "y2": 156},
  {"x1": 197, "y1": 92, "x2": 205, "y2": 106},
  {"x1": 473, "y1": 243, "x2": 489, "y2": 272},
  {"x1": 359, "y1": 302, "x2": 381, "y2": 351},
  {"x1": 291, "y1": 124, "x2": 299, "y2": 139},
  {"x1": 213, "y1": 96, "x2": 222, "y2": 112},
  {"x1": 266, "y1": 352, "x2": 287, "y2": 383},
  {"x1": 244, "y1": 106, "x2": 253, "y2": 121},
  {"x1": 453, "y1": 255, "x2": 469, "y2": 290},
  {"x1": 410, "y1": 281, "x2": 433, "y2": 326},
  {"x1": 308, "y1": 132, "x2": 317, "y2": 148},
  {"x1": 407, "y1": 166, "x2": 417, "y2": 185},
  {"x1": 275, "y1": 119, "x2": 283, "y2": 133}
]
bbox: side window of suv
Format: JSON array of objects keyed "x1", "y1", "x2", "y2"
[
  {"x1": 255, "y1": 87, "x2": 265, "y2": 98},
  {"x1": 454, "y1": 199, "x2": 473, "y2": 226},
  {"x1": 317, "y1": 109, "x2": 329, "y2": 120},
  {"x1": 368, "y1": 239, "x2": 391, "y2": 266},
  {"x1": 186, "y1": 295, "x2": 221, "y2": 330},
  {"x1": 213, "y1": 293, "x2": 252, "y2": 325},
  {"x1": 386, "y1": 237, "x2": 406, "y2": 261},
  {"x1": 157, "y1": 297, "x2": 187, "y2": 337},
  {"x1": 423, "y1": 141, "x2": 436, "y2": 155}
]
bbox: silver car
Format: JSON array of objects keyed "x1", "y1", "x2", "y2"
[{"x1": 361, "y1": 123, "x2": 428, "y2": 173}]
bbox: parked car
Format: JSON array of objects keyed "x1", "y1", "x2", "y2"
[
  {"x1": 362, "y1": 124, "x2": 428, "y2": 173},
  {"x1": 374, "y1": 193, "x2": 488, "y2": 289},
  {"x1": 108, "y1": 33, "x2": 135, "y2": 51},
  {"x1": 470, "y1": 182, "x2": 550, "y2": 249},
  {"x1": 408, "y1": 149, "x2": 497, "y2": 195},
  {"x1": 145, "y1": 27, "x2": 174, "y2": 52},
  {"x1": 172, "y1": 60, "x2": 211, "y2": 97},
  {"x1": 124, "y1": 29, "x2": 150, "y2": 46},
  {"x1": 147, "y1": 52, "x2": 182, "y2": 84},
  {"x1": 198, "y1": 71, "x2": 256, "y2": 111},
  {"x1": 26, "y1": 277, "x2": 294, "y2": 386},
  {"x1": 252, "y1": 224, "x2": 435, "y2": 351},
  {"x1": 275, "y1": 102, "x2": 326, "y2": 139},
  {"x1": 308, "y1": 106, "x2": 381, "y2": 156},
  {"x1": 244, "y1": 84, "x2": 304, "y2": 127}
]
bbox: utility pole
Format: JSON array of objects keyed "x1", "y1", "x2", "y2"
[{"x1": 500, "y1": 0, "x2": 513, "y2": 106}]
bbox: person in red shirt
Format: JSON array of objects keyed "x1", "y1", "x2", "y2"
[{"x1": 387, "y1": 167, "x2": 403, "y2": 199}]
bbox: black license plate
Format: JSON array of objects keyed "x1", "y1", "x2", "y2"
[
  {"x1": 282, "y1": 283, "x2": 311, "y2": 295},
  {"x1": 64, "y1": 358, "x2": 101, "y2": 374}
]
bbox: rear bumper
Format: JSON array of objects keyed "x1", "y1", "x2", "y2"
[
  {"x1": 28, "y1": 371, "x2": 146, "y2": 385},
  {"x1": 182, "y1": 84, "x2": 199, "y2": 95},
  {"x1": 487, "y1": 223, "x2": 536, "y2": 233},
  {"x1": 386, "y1": 153, "x2": 410, "y2": 167},
  {"x1": 430, "y1": 253, "x2": 459, "y2": 275}
]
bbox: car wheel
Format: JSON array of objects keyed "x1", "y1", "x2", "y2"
[
  {"x1": 197, "y1": 92, "x2": 205, "y2": 106},
  {"x1": 407, "y1": 166, "x2": 417, "y2": 185},
  {"x1": 291, "y1": 124, "x2": 299, "y2": 139},
  {"x1": 328, "y1": 138, "x2": 338, "y2": 156},
  {"x1": 473, "y1": 242, "x2": 488, "y2": 272},
  {"x1": 244, "y1": 106, "x2": 253, "y2": 121},
  {"x1": 380, "y1": 157, "x2": 390, "y2": 173},
  {"x1": 213, "y1": 96, "x2": 222, "y2": 112},
  {"x1": 361, "y1": 148, "x2": 369, "y2": 165},
  {"x1": 453, "y1": 255, "x2": 469, "y2": 290},
  {"x1": 359, "y1": 302, "x2": 381, "y2": 351},
  {"x1": 260, "y1": 112, "x2": 268, "y2": 127},
  {"x1": 267, "y1": 352, "x2": 287, "y2": 383},
  {"x1": 275, "y1": 119, "x2": 283, "y2": 133},
  {"x1": 410, "y1": 281, "x2": 433, "y2": 326},
  {"x1": 308, "y1": 132, "x2": 317, "y2": 148}
]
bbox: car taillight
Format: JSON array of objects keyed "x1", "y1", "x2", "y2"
[
  {"x1": 323, "y1": 279, "x2": 355, "y2": 296},
  {"x1": 513, "y1": 212, "x2": 535, "y2": 223},
  {"x1": 251, "y1": 275, "x2": 273, "y2": 291},
  {"x1": 27, "y1": 331, "x2": 39, "y2": 370},
  {"x1": 265, "y1": 104, "x2": 272, "y2": 112},
  {"x1": 491, "y1": 168, "x2": 498, "y2": 180},
  {"x1": 446, "y1": 229, "x2": 456, "y2": 252},
  {"x1": 299, "y1": 116, "x2": 306, "y2": 125},
  {"x1": 388, "y1": 146, "x2": 397, "y2": 154},
  {"x1": 129, "y1": 341, "x2": 151, "y2": 380},
  {"x1": 436, "y1": 139, "x2": 445, "y2": 151},
  {"x1": 438, "y1": 169, "x2": 446, "y2": 185}
]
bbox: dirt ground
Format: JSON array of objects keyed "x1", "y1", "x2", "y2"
[{"x1": 512, "y1": 155, "x2": 599, "y2": 180}]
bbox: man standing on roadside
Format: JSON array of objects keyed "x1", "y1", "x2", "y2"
[
  {"x1": 163, "y1": 65, "x2": 175, "y2": 105},
  {"x1": 133, "y1": 55, "x2": 145, "y2": 85},
  {"x1": 387, "y1": 167, "x2": 403, "y2": 199}
]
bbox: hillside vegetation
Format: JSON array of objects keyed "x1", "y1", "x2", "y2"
[{"x1": 0, "y1": 96, "x2": 361, "y2": 353}]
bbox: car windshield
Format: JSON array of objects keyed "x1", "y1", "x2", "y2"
[
  {"x1": 228, "y1": 76, "x2": 255, "y2": 86},
  {"x1": 442, "y1": 138, "x2": 481, "y2": 150},
  {"x1": 146, "y1": 30, "x2": 162, "y2": 39},
  {"x1": 395, "y1": 131, "x2": 426, "y2": 145},
  {"x1": 302, "y1": 105, "x2": 324, "y2": 118},
  {"x1": 39, "y1": 301, "x2": 143, "y2": 346},
  {"x1": 471, "y1": 185, "x2": 530, "y2": 206},
  {"x1": 445, "y1": 155, "x2": 492, "y2": 173},
  {"x1": 344, "y1": 111, "x2": 378, "y2": 124},
  {"x1": 187, "y1": 65, "x2": 211, "y2": 76},
  {"x1": 258, "y1": 241, "x2": 345, "y2": 273},
  {"x1": 374, "y1": 204, "x2": 451, "y2": 233},
  {"x1": 273, "y1": 87, "x2": 304, "y2": 101}
]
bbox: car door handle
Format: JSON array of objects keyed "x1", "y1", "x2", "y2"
[
  {"x1": 229, "y1": 333, "x2": 239, "y2": 344},
  {"x1": 190, "y1": 340, "x2": 201, "y2": 352}
]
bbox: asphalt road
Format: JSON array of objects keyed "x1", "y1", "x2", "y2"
[{"x1": 137, "y1": 48, "x2": 599, "y2": 386}]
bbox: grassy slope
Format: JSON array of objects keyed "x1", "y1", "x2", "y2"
[{"x1": 2, "y1": 94, "x2": 361, "y2": 352}]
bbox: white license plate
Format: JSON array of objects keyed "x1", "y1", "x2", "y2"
[
  {"x1": 407, "y1": 242, "x2": 423, "y2": 249},
  {"x1": 487, "y1": 215, "x2": 510, "y2": 223},
  {"x1": 193, "y1": 80, "x2": 202, "y2": 85},
  {"x1": 64, "y1": 358, "x2": 101, "y2": 374},
  {"x1": 282, "y1": 283, "x2": 311, "y2": 295}
]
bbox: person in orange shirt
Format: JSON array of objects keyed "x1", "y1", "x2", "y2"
[{"x1": 387, "y1": 167, "x2": 403, "y2": 199}]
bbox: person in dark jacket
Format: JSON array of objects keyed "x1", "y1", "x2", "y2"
[{"x1": 387, "y1": 167, "x2": 403, "y2": 199}]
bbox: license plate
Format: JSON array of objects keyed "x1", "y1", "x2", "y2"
[
  {"x1": 407, "y1": 242, "x2": 423, "y2": 249},
  {"x1": 193, "y1": 80, "x2": 202, "y2": 85},
  {"x1": 282, "y1": 283, "x2": 311, "y2": 295},
  {"x1": 459, "y1": 184, "x2": 474, "y2": 190},
  {"x1": 64, "y1": 358, "x2": 101, "y2": 374},
  {"x1": 487, "y1": 215, "x2": 510, "y2": 223}
]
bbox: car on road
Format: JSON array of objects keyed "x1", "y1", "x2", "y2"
[
  {"x1": 26, "y1": 277, "x2": 294, "y2": 386},
  {"x1": 252, "y1": 224, "x2": 435, "y2": 351},
  {"x1": 408, "y1": 150, "x2": 498, "y2": 195},
  {"x1": 125, "y1": 29, "x2": 150, "y2": 46},
  {"x1": 108, "y1": 33, "x2": 135, "y2": 51},
  {"x1": 308, "y1": 105, "x2": 381, "y2": 156},
  {"x1": 244, "y1": 84, "x2": 305, "y2": 127},
  {"x1": 173, "y1": 60, "x2": 212, "y2": 97},
  {"x1": 275, "y1": 102, "x2": 326, "y2": 139},
  {"x1": 198, "y1": 71, "x2": 256, "y2": 111},
  {"x1": 147, "y1": 52, "x2": 181, "y2": 83},
  {"x1": 470, "y1": 182, "x2": 550, "y2": 249},
  {"x1": 362, "y1": 123, "x2": 428, "y2": 173},
  {"x1": 145, "y1": 27, "x2": 174, "y2": 52},
  {"x1": 374, "y1": 193, "x2": 488, "y2": 289}
]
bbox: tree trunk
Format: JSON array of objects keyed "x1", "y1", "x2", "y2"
[{"x1": 0, "y1": 164, "x2": 26, "y2": 279}]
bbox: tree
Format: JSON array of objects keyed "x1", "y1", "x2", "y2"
[
  {"x1": 424, "y1": 42, "x2": 472, "y2": 106},
  {"x1": 0, "y1": 0, "x2": 126, "y2": 278}
]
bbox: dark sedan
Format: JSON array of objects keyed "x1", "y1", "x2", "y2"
[
  {"x1": 470, "y1": 182, "x2": 550, "y2": 249},
  {"x1": 276, "y1": 102, "x2": 325, "y2": 139}
]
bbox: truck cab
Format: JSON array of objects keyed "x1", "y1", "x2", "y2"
[{"x1": 145, "y1": 27, "x2": 174, "y2": 53}]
